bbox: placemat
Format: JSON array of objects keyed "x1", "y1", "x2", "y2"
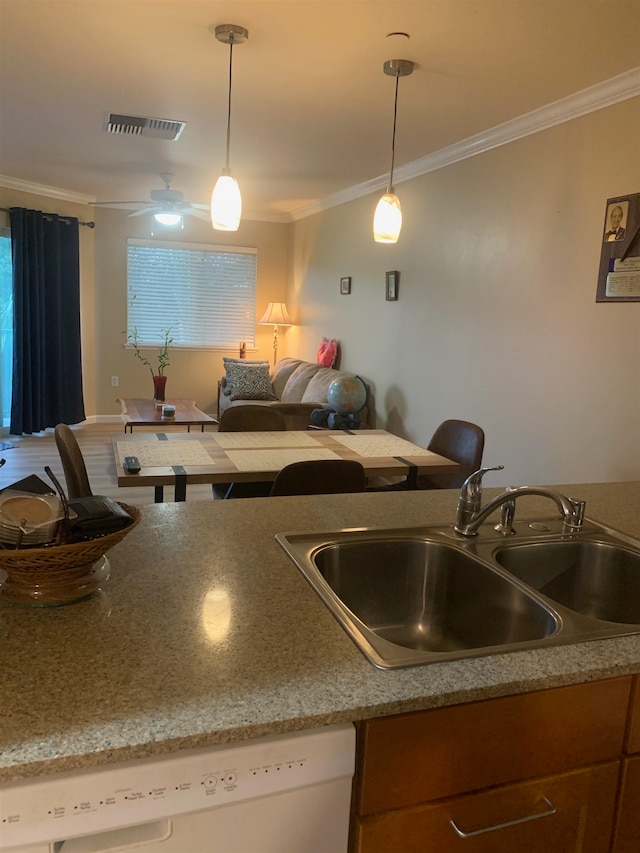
[
  {"x1": 225, "y1": 448, "x2": 340, "y2": 472},
  {"x1": 329, "y1": 434, "x2": 434, "y2": 457},
  {"x1": 116, "y1": 441, "x2": 216, "y2": 467},
  {"x1": 214, "y1": 431, "x2": 320, "y2": 449}
]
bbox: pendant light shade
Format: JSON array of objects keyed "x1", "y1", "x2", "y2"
[
  {"x1": 211, "y1": 24, "x2": 248, "y2": 232},
  {"x1": 373, "y1": 192, "x2": 402, "y2": 244},
  {"x1": 211, "y1": 169, "x2": 242, "y2": 230},
  {"x1": 373, "y1": 58, "x2": 414, "y2": 244}
]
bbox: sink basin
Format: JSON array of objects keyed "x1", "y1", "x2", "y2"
[
  {"x1": 494, "y1": 539, "x2": 640, "y2": 624},
  {"x1": 277, "y1": 529, "x2": 561, "y2": 668},
  {"x1": 315, "y1": 539, "x2": 558, "y2": 654},
  {"x1": 277, "y1": 520, "x2": 640, "y2": 669}
]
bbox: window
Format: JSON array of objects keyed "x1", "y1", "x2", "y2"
[
  {"x1": 0, "y1": 229, "x2": 12, "y2": 429},
  {"x1": 127, "y1": 239, "x2": 257, "y2": 347}
]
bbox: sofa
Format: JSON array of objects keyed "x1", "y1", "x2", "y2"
[{"x1": 218, "y1": 356, "x2": 369, "y2": 430}]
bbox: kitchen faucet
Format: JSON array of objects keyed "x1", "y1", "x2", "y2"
[{"x1": 453, "y1": 466, "x2": 586, "y2": 537}]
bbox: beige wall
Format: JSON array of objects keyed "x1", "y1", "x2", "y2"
[
  {"x1": 93, "y1": 209, "x2": 290, "y2": 414},
  {"x1": 3, "y1": 97, "x2": 638, "y2": 487},
  {"x1": 0, "y1": 191, "x2": 290, "y2": 419},
  {"x1": 290, "y1": 98, "x2": 640, "y2": 486}
]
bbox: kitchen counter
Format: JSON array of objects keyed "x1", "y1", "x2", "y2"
[{"x1": 1, "y1": 482, "x2": 640, "y2": 784}]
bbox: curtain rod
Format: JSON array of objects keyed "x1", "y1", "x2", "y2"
[{"x1": 0, "y1": 207, "x2": 95, "y2": 228}]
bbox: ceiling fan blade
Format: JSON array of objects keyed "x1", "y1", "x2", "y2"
[
  {"x1": 128, "y1": 207, "x2": 156, "y2": 217},
  {"x1": 184, "y1": 208, "x2": 211, "y2": 221},
  {"x1": 190, "y1": 203, "x2": 210, "y2": 211}
]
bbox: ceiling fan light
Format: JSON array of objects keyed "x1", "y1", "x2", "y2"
[
  {"x1": 373, "y1": 192, "x2": 402, "y2": 243},
  {"x1": 211, "y1": 171, "x2": 242, "y2": 231},
  {"x1": 153, "y1": 211, "x2": 183, "y2": 226}
]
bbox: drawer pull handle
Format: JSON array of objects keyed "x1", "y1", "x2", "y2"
[{"x1": 449, "y1": 796, "x2": 557, "y2": 838}]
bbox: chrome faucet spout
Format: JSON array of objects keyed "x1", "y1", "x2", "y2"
[{"x1": 453, "y1": 468, "x2": 585, "y2": 537}]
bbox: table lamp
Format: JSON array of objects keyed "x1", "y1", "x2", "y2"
[{"x1": 259, "y1": 302, "x2": 292, "y2": 365}]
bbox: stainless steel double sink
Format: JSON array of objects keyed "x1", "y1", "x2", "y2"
[{"x1": 276, "y1": 518, "x2": 640, "y2": 669}]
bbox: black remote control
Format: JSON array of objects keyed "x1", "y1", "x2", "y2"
[{"x1": 123, "y1": 456, "x2": 141, "y2": 474}]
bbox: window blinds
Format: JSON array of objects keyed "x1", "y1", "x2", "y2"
[{"x1": 127, "y1": 239, "x2": 257, "y2": 347}]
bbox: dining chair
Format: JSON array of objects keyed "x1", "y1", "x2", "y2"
[
  {"x1": 367, "y1": 419, "x2": 485, "y2": 492},
  {"x1": 218, "y1": 405, "x2": 287, "y2": 433},
  {"x1": 54, "y1": 423, "x2": 93, "y2": 499},
  {"x1": 417, "y1": 419, "x2": 485, "y2": 490},
  {"x1": 269, "y1": 459, "x2": 366, "y2": 497},
  {"x1": 213, "y1": 405, "x2": 287, "y2": 500}
]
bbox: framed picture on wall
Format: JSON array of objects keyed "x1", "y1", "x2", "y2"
[
  {"x1": 340, "y1": 276, "x2": 351, "y2": 295},
  {"x1": 596, "y1": 192, "x2": 640, "y2": 302},
  {"x1": 385, "y1": 270, "x2": 399, "y2": 301}
]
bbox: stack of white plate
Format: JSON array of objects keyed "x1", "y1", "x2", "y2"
[{"x1": 0, "y1": 490, "x2": 64, "y2": 546}]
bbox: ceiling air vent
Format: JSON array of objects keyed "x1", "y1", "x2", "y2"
[{"x1": 104, "y1": 113, "x2": 186, "y2": 141}]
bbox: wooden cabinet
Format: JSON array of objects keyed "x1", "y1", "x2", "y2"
[
  {"x1": 354, "y1": 763, "x2": 619, "y2": 853},
  {"x1": 612, "y1": 676, "x2": 640, "y2": 852},
  {"x1": 351, "y1": 677, "x2": 632, "y2": 853}
]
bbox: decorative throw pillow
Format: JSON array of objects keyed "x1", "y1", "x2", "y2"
[
  {"x1": 317, "y1": 337, "x2": 338, "y2": 368},
  {"x1": 223, "y1": 358, "x2": 277, "y2": 401}
]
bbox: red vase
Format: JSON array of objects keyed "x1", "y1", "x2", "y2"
[{"x1": 153, "y1": 375, "x2": 167, "y2": 402}]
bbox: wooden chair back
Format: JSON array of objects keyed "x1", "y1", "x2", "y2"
[
  {"x1": 270, "y1": 459, "x2": 366, "y2": 497},
  {"x1": 218, "y1": 406, "x2": 287, "y2": 432},
  {"x1": 54, "y1": 423, "x2": 93, "y2": 499}
]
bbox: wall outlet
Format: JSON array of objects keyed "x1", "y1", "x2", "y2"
[{"x1": 111, "y1": 376, "x2": 119, "y2": 387}]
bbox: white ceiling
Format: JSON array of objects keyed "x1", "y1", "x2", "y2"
[{"x1": 1, "y1": 0, "x2": 639, "y2": 221}]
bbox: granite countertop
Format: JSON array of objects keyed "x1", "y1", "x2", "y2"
[{"x1": 1, "y1": 482, "x2": 640, "y2": 784}]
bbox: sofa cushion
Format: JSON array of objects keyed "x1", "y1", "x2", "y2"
[
  {"x1": 223, "y1": 359, "x2": 277, "y2": 401},
  {"x1": 280, "y1": 362, "x2": 324, "y2": 402},
  {"x1": 270, "y1": 357, "x2": 303, "y2": 400},
  {"x1": 301, "y1": 367, "x2": 342, "y2": 404}
]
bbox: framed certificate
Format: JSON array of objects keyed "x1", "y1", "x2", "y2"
[{"x1": 596, "y1": 192, "x2": 640, "y2": 302}]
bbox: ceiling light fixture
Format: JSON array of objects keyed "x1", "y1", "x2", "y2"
[
  {"x1": 153, "y1": 211, "x2": 183, "y2": 226},
  {"x1": 373, "y1": 58, "x2": 414, "y2": 244},
  {"x1": 210, "y1": 23, "x2": 248, "y2": 231}
]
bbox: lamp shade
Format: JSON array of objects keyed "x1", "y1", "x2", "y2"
[
  {"x1": 211, "y1": 170, "x2": 242, "y2": 231},
  {"x1": 259, "y1": 302, "x2": 292, "y2": 326},
  {"x1": 373, "y1": 192, "x2": 403, "y2": 243}
]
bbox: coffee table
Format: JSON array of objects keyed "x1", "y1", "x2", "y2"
[{"x1": 117, "y1": 398, "x2": 217, "y2": 434}]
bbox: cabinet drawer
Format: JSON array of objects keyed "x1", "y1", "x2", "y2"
[
  {"x1": 357, "y1": 677, "x2": 630, "y2": 815},
  {"x1": 612, "y1": 754, "x2": 640, "y2": 852},
  {"x1": 353, "y1": 761, "x2": 619, "y2": 853}
]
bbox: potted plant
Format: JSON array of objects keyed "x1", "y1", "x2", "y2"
[{"x1": 127, "y1": 327, "x2": 173, "y2": 401}]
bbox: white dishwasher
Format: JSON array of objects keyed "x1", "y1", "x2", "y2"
[{"x1": 0, "y1": 724, "x2": 355, "y2": 853}]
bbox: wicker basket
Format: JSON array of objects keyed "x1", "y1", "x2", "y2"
[{"x1": 0, "y1": 502, "x2": 141, "y2": 592}]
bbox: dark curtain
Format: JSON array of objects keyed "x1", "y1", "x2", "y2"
[{"x1": 9, "y1": 208, "x2": 85, "y2": 435}]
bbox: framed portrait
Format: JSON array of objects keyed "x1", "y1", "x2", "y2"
[
  {"x1": 385, "y1": 270, "x2": 399, "y2": 301},
  {"x1": 340, "y1": 276, "x2": 351, "y2": 295},
  {"x1": 596, "y1": 192, "x2": 640, "y2": 302}
]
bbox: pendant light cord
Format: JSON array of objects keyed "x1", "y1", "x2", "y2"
[
  {"x1": 225, "y1": 38, "x2": 234, "y2": 170},
  {"x1": 387, "y1": 72, "x2": 400, "y2": 193}
]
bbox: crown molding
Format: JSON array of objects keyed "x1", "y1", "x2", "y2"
[
  {"x1": 289, "y1": 67, "x2": 640, "y2": 222},
  {"x1": 2, "y1": 68, "x2": 638, "y2": 224},
  {"x1": 0, "y1": 175, "x2": 96, "y2": 205}
]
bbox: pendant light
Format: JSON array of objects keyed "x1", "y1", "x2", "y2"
[
  {"x1": 211, "y1": 24, "x2": 248, "y2": 231},
  {"x1": 373, "y1": 58, "x2": 414, "y2": 244}
]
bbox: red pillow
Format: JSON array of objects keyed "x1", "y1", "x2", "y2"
[{"x1": 317, "y1": 337, "x2": 338, "y2": 368}]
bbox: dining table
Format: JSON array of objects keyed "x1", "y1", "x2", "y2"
[{"x1": 112, "y1": 429, "x2": 461, "y2": 502}]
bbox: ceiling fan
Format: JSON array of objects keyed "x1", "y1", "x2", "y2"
[{"x1": 91, "y1": 173, "x2": 210, "y2": 224}]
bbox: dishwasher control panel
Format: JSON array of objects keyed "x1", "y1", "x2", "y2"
[{"x1": 0, "y1": 724, "x2": 355, "y2": 850}]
